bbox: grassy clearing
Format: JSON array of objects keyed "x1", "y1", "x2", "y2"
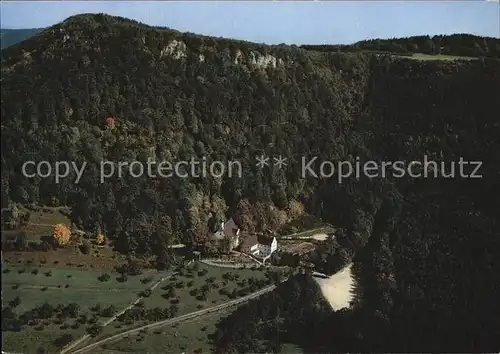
[
  {"x1": 1, "y1": 207, "x2": 165, "y2": 353},
  {"x1": 401, "y1": 53, "x2": 478, "y2": 61},
  {"x1": 18, "y1": 205, "x2": 71, "y2": 223},
  {"x1": 1, "y1": 264, "x2": 171, "y2": 353},
  {"x1": 19, "y1": 206, "x2": 71, "y2": 242},
  {"x1": 2, "y1": 207, "x2": 129, "y2": 271},
  {"x1": 140, "y1": 263, "x2": 271, "y2": 314},
  {"x1": 93, "y1": 310, "x2": 303, "y2": 354},
  {"x1": 1, "y1": 208, "x2": 71, "y2": 243},
  {"x1": 97, "y1": 262, "x2": 274, "y2": 339},
  {"x1": 2, "y1": 265, "x2": 167, "y2": 312},
  {"x1": 2, "y1": 322, "x2": 88, "y2": 354},
  {"x1": 280, "y1": 343, "x2": 304, "y2": 353},
  {"x1": 3, "y1": 244, "x2": 129, "y2": 271},
  {"x1": 94, "y1": 309, "x2": 234, "y2": 353}
]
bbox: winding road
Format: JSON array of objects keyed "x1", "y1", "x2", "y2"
[
  {"x1": 59, "y1": 273, "x2": 174, "y2": 354},
  {"x1": 200, "y1": 259, "x2": 254, "y2": 269},
  {"x1": 69, "y1": 281, "x2": 283, "y2": 354}
]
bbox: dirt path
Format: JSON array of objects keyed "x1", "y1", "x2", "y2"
[
  {"x1": 25, "y1": 222, "x2": 56, "y2": 227},
  {"x1": 167, "y1": 244, "x2": 185, "y2": 249},
  {"x1": 309, "y1": 233, "x2": 329, "y2": 241},
  {"x1": 59, "y1": 273, "x2": 174, "y2": 354},
  {"x1": 69, "y1": 282, "x2": 283, "y2": 354}
]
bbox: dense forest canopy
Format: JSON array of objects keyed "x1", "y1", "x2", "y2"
[
  {"x1": 1, "y1": 13, "x2": 500, "y2": 352},
  {"x1": 301, "y1": 33, "x2": 500, "y2": 57}
]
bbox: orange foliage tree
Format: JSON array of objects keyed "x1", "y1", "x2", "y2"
[
  {"x1": 96, "y1": 233, "x2": 105, "y2": 245},
  {"x1": 105, "y1": 117, "x2": 115, "y2": 130},
  {"x1": 52, "y1": 223, "x2": 71, "y2": 247}
]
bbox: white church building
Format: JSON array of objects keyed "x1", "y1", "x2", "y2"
[{"x1": 249, "y1": 235, "x2": 278, "y2": 260}]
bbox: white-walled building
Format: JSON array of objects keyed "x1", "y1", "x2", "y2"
[{"x1": 248, "y1": 235, "x2": 278, "y2": 260}]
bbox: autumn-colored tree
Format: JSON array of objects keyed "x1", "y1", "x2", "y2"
[
  {"x1": 233, "y1": 199, "x2": 255, "y2": 233},
  {"x1": 210, "y1": 195, "x2": 228, "y2": 220},
  {"x1": 7, "y1": 204, "x2": 20, "y2": 230},
  {"x1": 96, "y1": 233, "x2": 105, "y2": 245},
  {"x1": 105, "y1": 117, "x2": 115, "y2": 130},
  {"x1": 287, "y1": 199, "x2": 305, "y2": 220},
  {"x1": 11, "y1": 204, "x2": 19, "y2": 220},
  {"x1": 188, "y1": 222, "x2": 210, "y2": 246},
  {"x1": 53, "y1": 223, "x2": 71, "y2": 247}
]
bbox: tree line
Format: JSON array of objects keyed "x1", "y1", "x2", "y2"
[{"x1": 301, "y1": 34, "x2": 500, "y2": 58}]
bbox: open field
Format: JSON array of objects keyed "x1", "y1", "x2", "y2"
[
  {"x1": 92, "y1": 309, "x2": 233, "y2": 353},
  {"x1": 97, "y1": 262, "x2": 274, "y2": 338},
  {"x1": 2, "y1": 207, "x2": 132, "y2": 270},
  {"x1": 2, "y1": 265, "x2": 169, "y2": 312},
  {"x1": 69, "y1": 280, "x2": 287, "y2": 354},
  {"x1": 140, "y1": 263, "x2": 271, "y2": 312},
  {"x1": 92, "y1": 308, "x2": 304, "y2": 354},
  {"x1": 22, "y1": 209, "x2": 72, "y2": 241},
  {"x1": 402, "y1": 53, "x2": 478, "y2": 61},
  {"x1": 1, "y1": 206, "x2": 296, "y2": 353},
  {"x1": 46, "y1": 263, "x2": 278, "y2": 349},
  {"x1": 361, "y1": 50, "x2": 479, "y2": 61},
  {"x1": 3, "y1": 245, "x2": 129, "y2": 271},
  {"x1": 1, "y1": 263, "x2": 171, "y2": 353},
  {"x1": 1, "y1": 205, "x2": 72, "y2": 242},
  {"x1": 2, "y1": 322, "x2": 88, "y2": 354},
  {"x1": 2, "y1": 257, "x2": 294, "y2": 354}
]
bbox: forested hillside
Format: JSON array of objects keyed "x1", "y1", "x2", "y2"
[{"x1": 1, "y1": 13, "x2": 500, "y2": 352}]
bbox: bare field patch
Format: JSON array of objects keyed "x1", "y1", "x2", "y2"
[
  {"x1": 279, "y1": 239, "x2": 317, "y2": 255},
  {"x1": 403, "y1": 53, "x2": 478, "y2": 61},
  {"x1": 314, "y1": 263, "x2": 355, "y2": 311}
]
